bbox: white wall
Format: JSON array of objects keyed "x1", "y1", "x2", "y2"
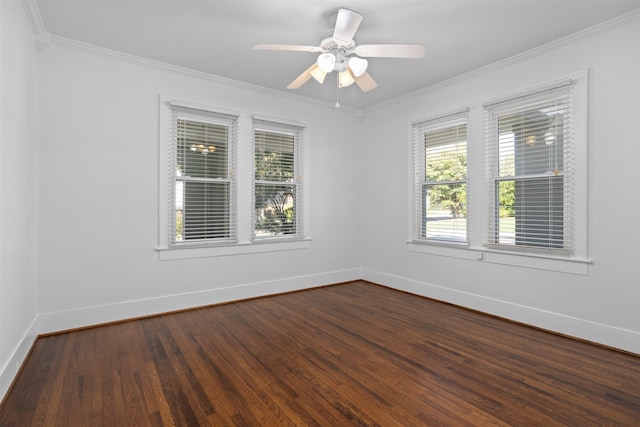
[
  {"x1": 0, "y1": 0, "x2": 40, "y2": 399},
  {"x1": 360, "y1": 15, "x2": 640, "y2": 353},
  {"x1": 2, "y1": 2, "x2": 638, "y2": 405},
  {"x1": 36, "y1": 40, "x2": 362, "y2": 333}
]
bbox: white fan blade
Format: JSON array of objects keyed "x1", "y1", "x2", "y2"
[
  {"x1": 287, "y1": 64, "x2": 317, "y2": 89},
  {"x1": 355, "y1": 44, "x2": 425, "y2": 58},
  {"x1": 254, "y1": 44, "x2": 321, "y2": 53},
  {"x1": 354, "y1": 71, "x2": 377, "y2": 92},
  {"x1": 333, "y1": 8, "x2": 363, "y2": 43}
]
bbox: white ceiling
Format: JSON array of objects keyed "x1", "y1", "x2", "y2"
[{"x1": 35, "y1": 0, "x2": 640, "y2": 109}]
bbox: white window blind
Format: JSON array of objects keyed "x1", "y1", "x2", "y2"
[
  {"x1": 484, "y1": 81, "x2": 575, "y2": 253},
  {"x1": 412, "y1": 110, "x2": 468, "y2": 243},
  {"x1": 253, "y1": 119, "x2": 304, "y2": 239},
  {"x1": 169, "y1": 105, "x2": 237, "y2": 246}
]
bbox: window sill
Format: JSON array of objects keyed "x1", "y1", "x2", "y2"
[
  {"x1": 408, "y1": 240, "x2": 479, "y2": 260},
  {"x1": 407, "y1": 241, "x2": 590, "y2": 275},
  {"x1": 157, "y1": 238, "x2": 311, "y2": 260}
]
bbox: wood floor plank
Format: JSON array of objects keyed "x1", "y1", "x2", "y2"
[{"x1": 2, "y1": 281, "x2": 639, "y2": 426}]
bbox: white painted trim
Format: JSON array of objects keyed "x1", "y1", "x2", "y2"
[
  {"x1": 48, "y1": 35, "x2": 359, "y2": 114},
  {"x1": 407, "y1": 242, "x2": 590, "y2": 275},
  {"x1": 252, "y1": 114, "x2": 308, "y2": 130},
  {"x1": 410, "y1": 106, "x2": 470, "y2": 127},
  {"x1": 157, "y1": 96, "x2": 312, "y2": 257},
  {"x1": 37, "y1": 268, "x2": 361, "y2": 334},
  {"x1": 157, "y1": 239, "x2": 312, "y2": 261},
  {"x1": 365, "y1": 9, "x2": 640, "y2": 113},
  {"x1": 20, "y1": 0, "x2": 46, "y2": 35},
  {"x1": 362, "y1": 269, "x2": 640, "y2": 355},
  {"x1": 407, "y1": 241, "x2": 480, "y2": 261},
  {"x1": 0, "y1": 316, "x2": 38, "y2": 402}
]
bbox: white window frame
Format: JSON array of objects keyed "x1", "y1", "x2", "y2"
[
  {"x1": 408, "y1": 72, "x2": 589, "y2": 274},
  {"x1": 159, "y1": 98, "x2": 238, "y2": 249},
  {"x1": 252, "y1": 118, "x2": 306, "y2": 242},
  {"x1": 158, "y1": 97, "x2": 311, "y2": 260},
  {"x1": 174, "y1": 111, "x2": 238, "y2": 245},
  {"x1": 483, "y1": 75, "x2": 586, "y2": 258},
  {"x1": 410, "y1": 108, "x2": 470, "y2": 245}
]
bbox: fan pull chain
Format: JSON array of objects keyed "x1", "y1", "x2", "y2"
[{"x1": 335, "y1": 73, "x2": 341, "y2": 109}]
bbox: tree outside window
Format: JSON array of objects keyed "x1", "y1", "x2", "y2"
[
  {"x1": 420, "y1": 120, "x2": 468, "y2": 242},
  {"x1": 172, "y1": 111, "x2": 235, "y2": 245},
  {"x1": 254, "y1": 125, "x2": 300, "y2": 238}
]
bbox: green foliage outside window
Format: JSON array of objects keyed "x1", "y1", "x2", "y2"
[
  {"x1": 425, "y1": 151, "x2": 515, "y2": 219},
  {"x1": 499, "y1": 181, "x2": 516, "y2": 218},
  {"x1": 175, "y1": 210, "x2": 183, "y2": 240},
  {"x1": 426, "y1": 153, "x2": 467, "y2": 218},
  {"x1": 255, "y1": 150, "x2": 295, "y2": 235}
]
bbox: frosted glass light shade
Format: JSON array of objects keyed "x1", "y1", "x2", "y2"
[
  {"x1": 348, "y1": 56, "x2": 368, "y2": 77},
  {"x1": 338, "y1": 70, "x2": 355, "y2": 87},
  {"x1": 317, "y1": 53, "x2": 336, "y2": 72},
  {"x1": 310, "y1": 65, "x2": 327, "y2": 84}
]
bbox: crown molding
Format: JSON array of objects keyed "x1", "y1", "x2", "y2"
[
  {"x1": 20, "y1": 0, "x2": 46, "y2": 35},
  {"x1": 364, "y1": 8, "x2": 640, "y2": 113},
  {"x1": 20, "y1": 0, "x2": 51, "y2": 52},
  {"x1": 48, "y1": 35, "x2": 359, "y2": 115}
]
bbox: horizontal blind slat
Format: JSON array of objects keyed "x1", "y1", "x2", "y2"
[
  {"x1": 253, "y1": 119, "x2": 304, "y2": 239},
  {"x1": 170, "y1": 105, "x2": 238, "y2": 246},
  {"x1": 412, "y1": 111, "x2": 468, "y2": 243},
  {"x1": 485, "y1": 82, "x2": 575, "y2": 252}
]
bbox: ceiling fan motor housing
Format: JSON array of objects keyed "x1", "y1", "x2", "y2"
[
  {"x1": 319, "y1": 37, "x2": 355, "y2": 72},
  {"x1": 254, "y1": 8, "x2": 422, "y2": 92}
]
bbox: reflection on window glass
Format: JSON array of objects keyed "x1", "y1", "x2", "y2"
[
  {"x1": 494, "y1": 103, "x2": 566, "y2": 249},
  {"x1": 175, "y1": 118, "x2": 231, "y2": 242},
  {"x1": 254, "y1": 128, "x2": 298, "y2": 237},
  {"x1": 422, "y1": 122, "x2": 467, "y2": 242}
]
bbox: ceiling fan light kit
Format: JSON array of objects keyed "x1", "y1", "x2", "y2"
[
  {"x1": 339, "y1": 70, "x2": 355, "y2": 88},
  {"x1": 317, "y1": 52, "x2": 336, "y2": 73},
  {"x1": 309, "y1": 64, "x2": 327, "y2": 84},
  {"x1": 348, "y1": 56, "x2": 368, "y2": 77},
  {"x1": 254, "y1": 8, "x2": 425, "y2": 100}
]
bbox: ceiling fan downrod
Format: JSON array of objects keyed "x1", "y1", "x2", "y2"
[{"x1": 335, "y1": 73, "x2": 341, "y2": 109}]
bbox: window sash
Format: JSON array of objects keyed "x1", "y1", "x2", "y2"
[
  {"x1": 253, "y1": 119, "x2": 304, "y2": 240},
  {"x1": 169, "y1": 106, "x2": 237, "y2": 246},
  {"x1": 485, "y1": 82, "x2": 574, "y2": 253},
  {"x1": 412, "y1": 110, "x2": 468, "y2": 243},
  {"x1": 177, "y1": 180, "x2": 231, "y2": 241},
  {"x1": 422, "y1": 182, "x2": 467, "y2": 242}
]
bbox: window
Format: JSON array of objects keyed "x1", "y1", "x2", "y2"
[
  {"x1": 412, "y1": 110, "x2": 468, "y2": 243},
  {"x1": 484, "y1": 81, "x2": 576, "y2": 254},
  {"x1": 253, "y1": 119, "x2": 305, "y2": 240},
  {"x1": 409, "y1": 74, "x2": 587, "y2": 271},
  {"x1": 159, "y1": 99, "x2": 310, "y2": 259},
  {"x1": 159, "y1": 99, "x2": 310, "y2": 257},
  {"x1": 168, "y1": 104, "x2": 237, "y2": 246}
]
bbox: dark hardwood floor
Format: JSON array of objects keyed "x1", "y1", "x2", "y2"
[{"x1": 1, "y1": 281, "x2": 639, "y2": 426}]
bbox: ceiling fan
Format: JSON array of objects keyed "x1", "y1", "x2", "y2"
[{"x1": 254, "y1": 8, "x2": 425, "y2": 93}]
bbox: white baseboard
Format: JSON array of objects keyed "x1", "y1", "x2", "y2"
[
  {"x1": 38, "y1": 268, "x2": 362, "y2": 334},
  {"x1": 363, "y1": 269, "x2": 640, "y2": 355},
  {"x1": 6, "y1": 266, "x2": 636, "y2": 406},
  {"x1": 0, "y1": 316, "x2": 38, "y2": 403}
]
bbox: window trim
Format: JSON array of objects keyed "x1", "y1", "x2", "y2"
[
  {"x1": 252, "y1": 117, "x2": 306, "y2": 241},
  {"x1": 171, "y1": 107, "x2": 238, "y2": 247},
  {"x1": 157, "y1": 97, "x2": 311, "y2": 260},
  {"x1": 410, "y1": 107, "x2": 470, "y2": 245},
  {"x1": 407, "y1": 71, "x2": 590, "y2": 274},
  {"x1": 482, "y1": 75, "x2": 586, "y2": 257}
]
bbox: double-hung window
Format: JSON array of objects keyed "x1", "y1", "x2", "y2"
[
  {"x1": 412, "y1": 110, "x2": 468, "y2": 243},
  {"x1": 159, "y1": 99, "x2": 310, "y2": 259},
  {"x1": 253, "y1": 119, "x2": 304, "y2": 240},
  {"x1": 168, "y1": 104, "x2": 237, "y2": 246},
  {"x1": 484, "y1": 81, "x2": 576, "y2": 254}
]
